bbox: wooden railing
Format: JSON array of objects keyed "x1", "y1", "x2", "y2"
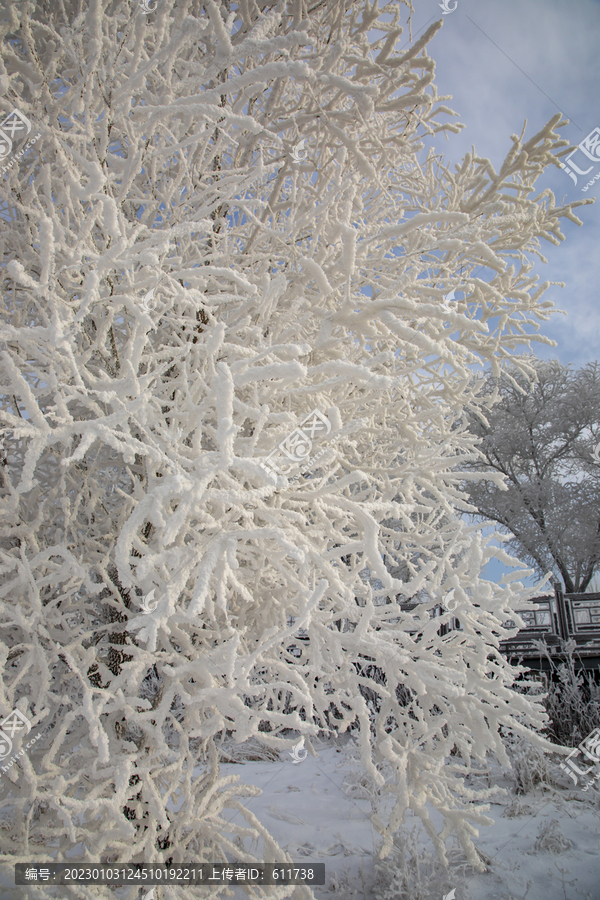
[{"x1": 499, "y1": 585, "x2": 600, "y2": 672}]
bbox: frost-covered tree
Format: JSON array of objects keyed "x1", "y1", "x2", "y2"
[
  {"x1": 458, "y1": 358, "x2": 600, "y2": 593},
  {"x1": 0, "y1": 0, "x2": 588, "y2": 891}
]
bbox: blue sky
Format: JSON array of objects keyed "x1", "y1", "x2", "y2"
[
  {"x1": 402, "y1": 0, "x2": 600, "y2": 369},
  {"x1": 394, "y1": 0, "x2": 600, "y2": 590}
]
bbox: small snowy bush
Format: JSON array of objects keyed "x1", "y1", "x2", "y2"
[
  {"x1": 531, "y1": 819, "x2": 573, "y2": 854},
  {"x1": 502, "y1": 795, "x2": 535, "y2": 818},
  {"x1": 372, "y1": 827, "x2": 469, "y2": 900},
  {"x1": 539, "y1": 647, "x2": 600, "y2": 747},
  {"x1": 506, "y1": 734, "x2": 559, "y2": 795}
]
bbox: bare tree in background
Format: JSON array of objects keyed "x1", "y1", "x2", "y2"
[{"x1": 460, "y1": 358, "x2": 600, "y2": 593}]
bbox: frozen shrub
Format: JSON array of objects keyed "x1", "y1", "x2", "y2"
[
  {"x1": 502, "y1": 795, "x2": 535, "y2": 818},
  {"x1": 372, "y1": 828, "x2": 469, "y2": 900},
  {"x1": 506, "y1": 734, "x2": 560, "y2": 795},
  {"x1": 531, "y1": 819, "x2": 573, "y2": 854},
  {"x1": 539, "y1": 647, "x2": 600, "y2": 747}
]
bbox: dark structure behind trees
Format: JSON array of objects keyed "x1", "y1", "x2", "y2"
[{"x1": 499, "y1": 583, "x2": 600, "y2": 675}]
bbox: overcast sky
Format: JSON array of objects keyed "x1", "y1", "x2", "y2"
[{"x1": 402, "y1": 0, "x2": 600, "y2": 370}]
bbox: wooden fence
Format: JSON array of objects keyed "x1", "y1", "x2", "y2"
[{"x1": 498, "y1": 584, "x2": 600, "y2": 674}]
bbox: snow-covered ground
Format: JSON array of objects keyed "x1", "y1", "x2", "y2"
[{"x1": 205, "y1": 738, "x2": 600, "y2": 900}]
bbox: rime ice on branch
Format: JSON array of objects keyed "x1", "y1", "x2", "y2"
[{"x1": 0, "y1": 0, "x2": 587, "y2": 887}]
